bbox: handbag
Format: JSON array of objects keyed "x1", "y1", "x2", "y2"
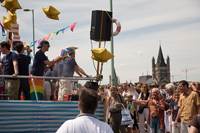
[
  {"x1": 121, "y1": 104, "x2": 134, "y2": 125},
  {"x1": 138, "y1": 106, "x2": 145, "y2": 114}
]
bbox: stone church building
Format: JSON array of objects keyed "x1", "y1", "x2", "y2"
[{"x1": 151, "y1": 46, "x2": 170, "y2": 85}]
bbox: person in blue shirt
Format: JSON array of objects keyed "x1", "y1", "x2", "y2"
[
  {"x1": 167, "y1": 89, "x2": 181, "y2": 133},
  {"x1": 58, "y1": 50, "x2": 91, "y2": 101},
  {"x1": 0, "y1": 41, "x2": 19, "y2": 100}
]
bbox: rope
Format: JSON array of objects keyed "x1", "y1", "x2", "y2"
[
  {"x1": 96, "y1": 11, "x2": 104, "y2": 81},
  {"x1": 100, "y1": 62, "x2": 103, "y2": 77},
  {"x1": 100, "y1": 41, "x2": 106, "y2": 76}
]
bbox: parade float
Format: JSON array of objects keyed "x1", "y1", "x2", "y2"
[{"x1": 0, "y1": 0, "x2": 121, "y2": 132}]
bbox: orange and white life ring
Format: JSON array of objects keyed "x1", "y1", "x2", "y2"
[{"x1": 112, "y1": 19, "x2": 121, "y2": 36}]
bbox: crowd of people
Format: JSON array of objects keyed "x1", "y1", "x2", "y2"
[
  {"x1": 0, "y1": 41, "x2": 200, "y2": 133},
  {"x1": 97, "y1": 81, "x2": 200, "y2": 133}
]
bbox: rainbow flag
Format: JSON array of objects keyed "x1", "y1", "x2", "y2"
[
  {"x1": 54, "y1": 81, "x2": 59, "y2": 101},
  {"x1": 29, "y1": 77, "x2": 43, "y2": 100}
]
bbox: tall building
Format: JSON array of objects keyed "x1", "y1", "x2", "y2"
[
  {"x1": 139, "y1": 75, "x2": 152, "y2": 84},
  {"x1": 152, "y1": 46, "x2": 170, "y2": 85}
]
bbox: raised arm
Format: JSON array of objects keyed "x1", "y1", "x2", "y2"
[{"x1": 137, "y1": 93, "x2": 142, "y2": 101}]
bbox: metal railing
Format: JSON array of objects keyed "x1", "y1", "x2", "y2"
[
  {"x1": 0, "y1": 75, "x2": 96, "y2": 80},
  {"x1": 0, "y1": 75, "x2": 96, "y2": 101}
]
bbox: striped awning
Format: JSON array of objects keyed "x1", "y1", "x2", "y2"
[{"x1": 0, "y1": 101, "x2": 104, "y2": 133}]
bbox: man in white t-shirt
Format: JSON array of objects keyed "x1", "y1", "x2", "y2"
[{"x1": 56, "y1": 88, "x2": 113, "y2": 133}]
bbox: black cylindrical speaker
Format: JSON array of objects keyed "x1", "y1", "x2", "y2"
[{"x1": 90, "y1": 10, "x2": 112, "y2": 41}]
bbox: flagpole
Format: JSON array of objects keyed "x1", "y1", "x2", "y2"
[{"x1": 110, "y1": 0, "x2": 115, "y2": 86}]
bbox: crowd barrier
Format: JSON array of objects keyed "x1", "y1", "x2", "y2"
[
  {"x1": 0, "y1": 100, "x2": 104, "y2": 133},
  {"x1": 0, "y1": 75, "x2": 108, "y2": 133}
]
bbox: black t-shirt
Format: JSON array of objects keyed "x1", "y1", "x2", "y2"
[
  {"x1": 30, "y1": 50, "x2": 48, "y2": 76},
  {"x1": 2, "y1": 52, "x2": 18, "y2": 79},
  {"x1": 18, "y1": 54, "x2": 31, "y2": 75},
  {"x1": 169, "y1": 99, "x2": 181, "y2": 122},
  {"x1": 190, "y1": 114, "x2": 200, "y2": 131}
]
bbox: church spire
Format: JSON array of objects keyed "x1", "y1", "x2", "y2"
[{"x1": 156, "y1": 45, "x2": 166, "y2": 67}]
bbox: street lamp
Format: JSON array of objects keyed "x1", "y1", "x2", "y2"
[
  {"x1": 110, "y1": 0, "x2": 115, "y2": 86},
  {"x1": 23, "y1": 9, "x2": 35, "y2": 56}
]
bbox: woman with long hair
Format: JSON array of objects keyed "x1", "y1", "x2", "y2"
[{"x1": 137, "y1": 84, "x2": 150, "y2": 133}]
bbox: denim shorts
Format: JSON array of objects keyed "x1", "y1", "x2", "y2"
[{"x1": 150, "y1": 116, "x2": 165, "y2": 133}]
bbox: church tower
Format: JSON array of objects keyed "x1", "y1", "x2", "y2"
[{"x1": 152, "y1": 45, "x2": 170, "y2": 85}]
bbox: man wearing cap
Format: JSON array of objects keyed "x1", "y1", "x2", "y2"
[
  {"x1": 30, "y1": 40, "x2": 63, "y2": 100},
  {"x1": 58, "y1": 50, "x2": 91, "y2": 101}
]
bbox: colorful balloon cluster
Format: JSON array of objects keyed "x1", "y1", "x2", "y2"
[
  {"x1": 1, "y1": 0, "x2": 21, "y2": 30},
  {"x1": 1, "y1": 1, "x2": 62, "y2": 46}
]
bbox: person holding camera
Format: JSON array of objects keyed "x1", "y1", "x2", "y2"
[{"x1": 15, "y1": 43, "x2": 32, "y2": 100}]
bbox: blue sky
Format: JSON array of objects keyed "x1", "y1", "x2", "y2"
[{"x1": 0, "y1": 0, "x2": 200, "y2": 85}]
